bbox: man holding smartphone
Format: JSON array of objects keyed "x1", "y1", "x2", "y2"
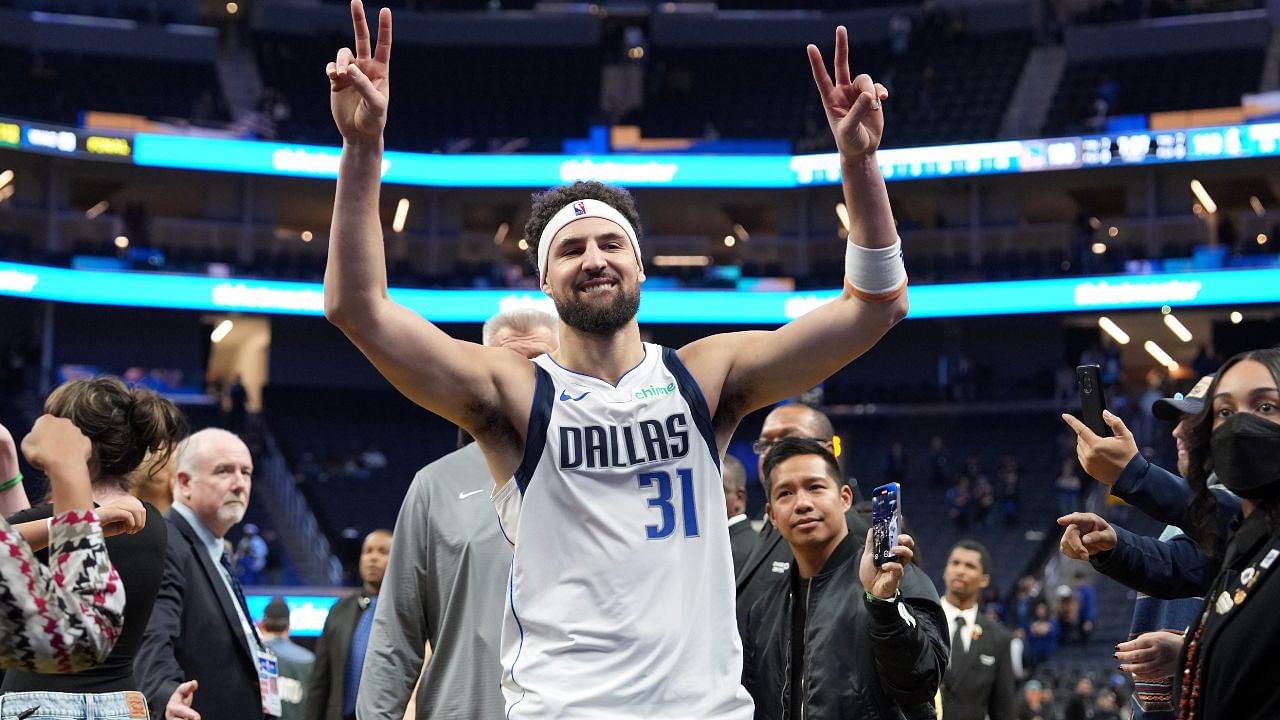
[{"x1": 740, "y1": 438, "x2": 948, "y2": 720}]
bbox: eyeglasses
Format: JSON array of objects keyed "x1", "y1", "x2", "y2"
[{"x1": 751, "y1": 437, "x2": 832, "y2": 456}]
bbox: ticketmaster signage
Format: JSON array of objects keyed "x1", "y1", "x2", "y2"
[
  {"x1": 6, "y1": 114, "x2": 1280, "y2": 186},
  {"x1": 126, "y1": 121, "x2": 1280, "y2": 187},
  {"x1": 2, "y1": 261, "x2": 1276, "y2": 322}
]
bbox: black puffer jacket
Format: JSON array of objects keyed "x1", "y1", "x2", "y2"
[{"x1": 741, "y1": 531, "x2": 949, "y2": 720}]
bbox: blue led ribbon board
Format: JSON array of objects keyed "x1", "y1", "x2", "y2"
[{"x1": 3, "y1": 261, "x2": 1277, "y2": 322}]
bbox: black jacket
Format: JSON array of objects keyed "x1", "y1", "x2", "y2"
[
  {"x1": 1180, "y1": 512, "x2": 1280, "y2": 720},
  {"x1": 737, "y1": 507, "x2": 869, "y2": 617},
  {"x1": 940, "y1": 613, "x2": 1017, "y2": 720},
  {"x1": 135, "y1": 510, "x2": 265, "y2": 720},
  {"x1": 741, "y1": 531, "x2": 949, "y2": 720},
  {"x1": 306, "y1": 591, "x2": 375, "y2": 720},
  {"x1": 730, "y1": 517, "x2": 759, "y2": 577}
]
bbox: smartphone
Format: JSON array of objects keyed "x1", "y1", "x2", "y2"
[
  {"x1": 871, "y1": 482, "x2": 903, "y2": 567},
  {"x1": 1076, "y1": 364, "x2": 1111, "y2": 437}
]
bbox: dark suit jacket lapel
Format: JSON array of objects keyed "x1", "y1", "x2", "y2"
[
  {"x1": 737, "y1": 522, "x2": 784, "y2": 592},
  {"x1": 328, "y1": 594, "x2": 363, "y2": 686},
  {"x1": 947, "y1": 615, "x2": 982, "y2": 686},
  {"x1": 170, "y1": 511, "x2": 256, "y2": 667}
]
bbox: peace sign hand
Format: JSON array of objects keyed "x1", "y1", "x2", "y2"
[
  {"x1": 326, "y1": 0, "x2": 392, "y2": 143},
  {"x1": 807, "y1": 26, "x2": 889, "y2": 162}
]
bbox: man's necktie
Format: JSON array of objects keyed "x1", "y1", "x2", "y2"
[
  {"x1": 952, "y1": 614, "x2": 968, "y2": 659},
  {"x1": 220, "y1": 550, "x2": 262, "y2": 646}
]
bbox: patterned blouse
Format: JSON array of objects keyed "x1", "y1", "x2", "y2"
[{"x1": 0, "y1": 510, "x2": 126, "y2": 673}]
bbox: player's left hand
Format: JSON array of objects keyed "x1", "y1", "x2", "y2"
[
  {"x1": 859, "y1": 527, "x2": 913, "y2": 600},
  {"x1": 807, "y1": 26, "x2": 889, "y2": 162}
]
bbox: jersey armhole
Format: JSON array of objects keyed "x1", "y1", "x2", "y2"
[
  {"x1": 513, "y1": 364, "x2": 555, "y2": 494},
  {"x1": 661, "y1": 346, "x2": 720, "y2": 471}
]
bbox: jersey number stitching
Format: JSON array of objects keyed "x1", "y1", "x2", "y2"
[{"x1": 638, "y1": 468, "x2": 700, "y2": 539}]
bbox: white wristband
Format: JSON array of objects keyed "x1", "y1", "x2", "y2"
[{"x1": 845, "y1": 237, "x2": 907, "y2": 301}]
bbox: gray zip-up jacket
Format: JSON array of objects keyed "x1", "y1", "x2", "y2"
[{"x1": 356, "y1": 443, "x2": 511, "y2": 719}]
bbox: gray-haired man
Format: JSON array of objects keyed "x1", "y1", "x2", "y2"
[{"x1": 356, "y1": 309, "x2": 558, "y2": 719}]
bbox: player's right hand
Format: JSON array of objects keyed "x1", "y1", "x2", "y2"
[
  {"x1": 21, "y1": 415, "x2": 92, "y2": 476},
  {"x1": 1057, "y1": 512, "x2": 1117, "y2": 560},
  {"x1": 326, "y1": 0, "x2": 392, "y2": 143}
]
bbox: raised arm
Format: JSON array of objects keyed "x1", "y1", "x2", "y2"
[
  {"x1": 0, "y1": 422, "x2": 31, "y2": 517},
  {"x1": 680, "y1": 27, "x2": 906, "y2": 433},
  {"x1": 322, "y1": 1, "x2": 532, "y2": 475}
]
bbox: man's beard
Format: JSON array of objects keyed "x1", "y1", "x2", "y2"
[{"x1": 553, "y1": 282, "x2": 640, "y2": 335}]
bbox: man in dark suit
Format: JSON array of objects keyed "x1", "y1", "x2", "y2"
[
  {"x1": 723, "y1": 454, "x2": 756, "y2": 576},
  {"x1": 939, "y1": 540, "x2": 1017, "y2": 720},
  {"x1": 136, "y1": 428, "x2": 268, "y2": 720},
  {"x1": 736, "y1": 404, "x2": 867, "y2": 617},
  {"x1": 306, "y1": 529, "x2": 392, "y2": 720}
]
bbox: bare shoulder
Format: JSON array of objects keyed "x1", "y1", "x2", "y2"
[{"x1": 677, "y1": 331, "x2": 770, "y2": 442}]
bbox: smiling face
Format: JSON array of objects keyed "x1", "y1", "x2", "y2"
[
  {"x1": 541, "y1": 216, "x2": 644, "y2": 336},
  {"x1": 766, "y1": 454, "x2": 852, "y2": 551}
]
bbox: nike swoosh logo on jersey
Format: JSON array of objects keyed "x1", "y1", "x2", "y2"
[
  {"x1": 559, "y1": 389, "x2": 590, "y2": 402},
  {"x1": 458, "y1": 489, "x2": 487, "y2": 500}
]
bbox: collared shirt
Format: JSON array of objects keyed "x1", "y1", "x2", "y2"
[
  {"x1": 728, "y1": 514, "x2": 750, "y2": 528},
  {"x1": 940, "y1": 598, "x2": 979, "y2": 654},
  {"x1": 170, "y1": 502, "x2": 260, "y2": 659}
]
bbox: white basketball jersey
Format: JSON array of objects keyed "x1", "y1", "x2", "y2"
[{"x1": 491, "y1": 343, "x2": 754, "y2": 719}]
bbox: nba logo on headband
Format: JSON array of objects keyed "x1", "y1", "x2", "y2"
[{"x1": 573, "y1": 201, "x2": 587, "y2": 216}]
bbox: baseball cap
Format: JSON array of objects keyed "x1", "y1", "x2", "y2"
[{"x1": 1151, "y1": 375, "x2": 1214, "y2": 422}]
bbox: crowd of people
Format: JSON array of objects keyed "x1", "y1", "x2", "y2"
[{"x1": 2, "y1": 4, "x2": 1279, "y2": 720}]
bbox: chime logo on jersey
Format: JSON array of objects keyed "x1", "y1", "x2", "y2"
[
  {"x1": 558, "y1": 413, "x2": 690, "y2": 469},
  {"x1": 634, "y1": 382, "x2": 676, "y2": 400}
]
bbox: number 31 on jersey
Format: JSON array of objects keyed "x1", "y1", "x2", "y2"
[{"x1": 638, "y1": 468, "x2": 700, "y2": 539}]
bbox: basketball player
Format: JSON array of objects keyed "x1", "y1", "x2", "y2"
[{"x1": 322, "y1": 3, "x2": 902, "y2": 717}]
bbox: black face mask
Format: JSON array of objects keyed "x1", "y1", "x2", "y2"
[{"x1": 1211, "y1": 413, "x2": 1280, "y2": 500}]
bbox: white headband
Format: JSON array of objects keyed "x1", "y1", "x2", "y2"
[{"x1": 536, "y1": 198, "x2": 642, "y2": 283}]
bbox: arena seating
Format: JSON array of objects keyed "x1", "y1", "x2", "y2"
[
  {"x1": 262, "y1": 386, "x2": 458, "y2": 541},
  {"x1": 1, "y1": 47, "x2": 225, "y2": 126},
  {"x1": 255, "y1": 33, "x2": 602, "y2": 152},
  {"x1": 1044, "y1": 47, "x2": 1266, "y2": 135},
  {"x1": 642, "y1": 33, "x2": 1032, "y2": 149}
]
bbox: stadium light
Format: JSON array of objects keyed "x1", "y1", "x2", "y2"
[
  {"x1": 393, "y1": 197, "x2": 410, "y2": 233},
  {"x1": 85, "y1": 200, "x2": 109, "y2": 219},
  {"x1": 835, "y1": 203, "x2": 850, "y2": 233},
  {"x1": 225, "y1": 2, "x2": 239, "y2": 14},
  {"x1": 1251, "y1": 196, "x2": 1265, "y2": 216},
  {"x1": 1144, "y1": 340, "x2": 1179, "y2": 371},
  {"x1": 723, "y1": 235, "x2": 736, "y2": 248},
  {"x1": 301, "y1": 230, "x2": 314, "y2": 243},
  {"x1": 1258, "y1": 233, "x2": 1268, "y2": 246},
  {"x1": 1230, "y1": 311, "x2": 1244, "y2": 324},
  {"x1": 1190, "y1": 179, "x2": 1217, "y2": 215},
  {"x1": 1163, "y1": 313, "x2": 1193, "y2": 342},
  {"x1": 517, "y1": 238, "x2": 529, "y2": 251},
  {"x1": 0, "y1": 169, "x2": 12, "y2": 190},
  {"x1": 114, "y1": 236, "x2": 129, "y2": 249},
  {"x1": 1107, "y1": 226, "x2": 1119, "y2": 238},
  {"x1": 211, "y1": 319, "x2": 234, "y2": 343},
  {"x1": 732, "y1": 223, "x2": 750, "y2": 243},
  {"x1": 1091, "y1": 242, "x2": 1107, "y2": 255},
  {"x1": 1097, "y1": 316, "x2": 1130, "y2": 345},
  {"x1": 652, "y1": 255, "x2": 712, "y2": 267}
]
